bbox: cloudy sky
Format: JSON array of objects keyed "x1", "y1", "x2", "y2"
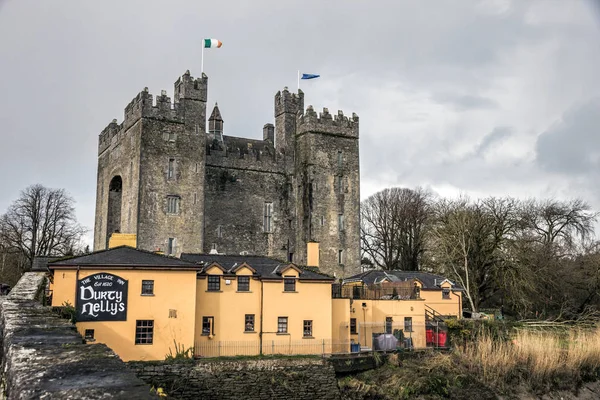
[{"x1": 1, "y1": 0, "x2": 599, "y2": 247}]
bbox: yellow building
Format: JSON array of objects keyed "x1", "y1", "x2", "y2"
[
  {"x1": 180, "y1": 254, "x2": 335, "y2": 357},
  {"x1": 49, "y1": 246, "x2": 202, "y2": 361},
  {"x1": 48, "y1": 244, "x2": 461, "y2": 360},
  {"x1": 332, "y1": 270, "x2": 463, "y2": 350}
]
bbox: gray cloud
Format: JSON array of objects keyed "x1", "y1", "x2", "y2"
[
  {"x1": 432, "y1": 93, "x2": 498, "y2": 111},
  {"x1": 535, "y1": 98, "x2": 600, "y2": 174}
]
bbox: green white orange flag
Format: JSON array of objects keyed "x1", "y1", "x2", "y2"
[{"x1": 204, "y1": 39, "x2": 222, "y2": 48}]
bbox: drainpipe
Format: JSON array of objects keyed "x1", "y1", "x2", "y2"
[
  {"x1": 452, "y1": 291, "x2": 461, "y2": 318},
  {"x1": 259, "y1": 279, "x2": 264, "y2": 355},
  {"x1": 75, "y1": 265, "x2": 80, "y2": 304}
]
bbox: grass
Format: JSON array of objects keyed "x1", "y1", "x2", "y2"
[
  {"x1": 340, "y1": 327, "x2": 600, "y2": 399},
  {"x1": 457, "y1": 328, "x2": 600, "y2": 388}
]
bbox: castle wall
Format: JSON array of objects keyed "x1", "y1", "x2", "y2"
[
  {"x1": 203, "y1": 162, "x2": 292, "y2": 260},
  {"x1": 94, "y1": 71, "x2": 207, "y2": 254},
  {"x1": 137, "y1": 117, "x2": 205, "y2": 255},
  {"x1": 94, "y1": 118, "x2": 142, "y2": 250}
]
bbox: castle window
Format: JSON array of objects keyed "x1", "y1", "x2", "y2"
[
  {"x1": 167, "y1": 238, "x2": 175, "y2": 255},
  {"x1": 263, "y1": 202, "x2": 273, "y2": 233},
  {"x1": 320, "y1": 216, "x2": 325, "y2": 226},
  {"x1": 168, "y1": 132, "x2": 176, "y2": 141},
  {"x1": 167, "y1": 158, "x2": 175, "y2": 179},
  {"x1": 194, "y1": 192, "x2": 197, "y2": 204},
  {"x1": 336, "y1": 176, "x2": 343, "y2": 194},
  {"x1": 338, "y1": 214, "x2": 345, "y2": 231},
  {"x1": 337, "y1": 151, "x2": 343, "y2": 168},
  {"x1": 338, "y1": 250, "x2": 344, "y2": 265},
  {"x1": 167, "y1": 196, "x2": 180, "y2": 214},
  {"x1": 217, "y1": 225, "x2": 223, "y2": 238}
]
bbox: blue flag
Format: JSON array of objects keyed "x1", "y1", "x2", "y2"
[{"x1": 301, "y1": 73, "x2": 320, "y2": 80}]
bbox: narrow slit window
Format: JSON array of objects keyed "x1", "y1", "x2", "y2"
[
  {"x1": 168, "y1": 158, "x2": 175, "y2": 179},
  {"x1": 338, "y1": 214, "x2": 345, "y2": 231},
  {"x1": 263, "y1": 202, "x2": 273, "y2": 233},
  {"x1": 337, "y1": 151, "x2": 343, "y2": 168}
]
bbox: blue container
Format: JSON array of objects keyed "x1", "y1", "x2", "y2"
[{"x1": 351, "y1": 343, "x2": 360, "y2": 353}]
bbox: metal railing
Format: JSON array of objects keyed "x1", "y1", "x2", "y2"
[
  {"x1": 194, "y1": 339, "x2": 351, "y2": 358},
  {"x1": 332, "y1": 284, "x2": 420, "y2": 300}
]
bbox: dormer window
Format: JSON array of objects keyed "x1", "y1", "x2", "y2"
[
  {"x1": 284, "y1": 278, "x2": 296, "y2": 292},
  {"x1": 442, "y1": 288, "x2": 451, "y2": 299}
]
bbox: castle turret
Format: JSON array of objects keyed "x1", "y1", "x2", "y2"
[
  {"x1": 274, "y1": 87, "x2": 303, "y2": 173},
  {"x1": 208, "y1": 103, "x2": 224, "y2": 144},
  {"x1": 294, "y1": 105, "x2": 360, "y2": 277},
  {"x1": 94, "y1": 70, "x2": 208, "y2": 256}
]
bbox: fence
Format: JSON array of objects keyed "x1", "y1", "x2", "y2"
[
  {"x1": 356, "y1": 321, "x2": 449, "y2": 351},
  {"x1": 194, "y1": 339, "x2": 351, "y2": 358},
  {"x1": 332, "y1": 284, "x2": 420, "y2": 300}
]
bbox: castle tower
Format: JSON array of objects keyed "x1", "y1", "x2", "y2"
[
  {"x1": 94, "y1": 70, "x2": 207, "y2": 256},
  {"x1": 274, "y1": 87, "x2": 303, "y2": 173},
  {"x1": 294, "y1": 106, "x2": 361, "y2": 278}
]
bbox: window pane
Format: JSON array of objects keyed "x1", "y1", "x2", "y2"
[
  {"x1": 278, "y1": 317, "x2": 288, "y2": 333},
  {"x1": 208, "y1": 276, "x2": 220, "y2": 291},
  {"x1": 238, "y1": 276, "x2": 250, "y2": 292},
  {"x1": 303, "y1": 320, "x2": 312, "y2": 337},
  {"x1": 350, "y1": 318, "x2": 357, "y2": 334},
  {"x1": 141, "y1": 280, "x2": 154, "y2": 295},
  {"x1": 245, "y1": 314, "x2": 254, "y2": 332},
  {"x1": 284, "y1": 278, "x2": 296, "y2": 292},
  {"x1": 135, "y1": 320, "x2": 154, "y2": 344}
]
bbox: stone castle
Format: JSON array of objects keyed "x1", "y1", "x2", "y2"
[{"x1": 93, "y1": 70, "x2": 360, "y2": 277}]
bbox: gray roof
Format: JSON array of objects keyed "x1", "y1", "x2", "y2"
[
  {"x1": 48, "y1": 246, "x2": 200, "y2": 268},
  {"x1": 31, "y1": 256, "x2": 60, "y2": 272},
  {"x1": 344, "y1": 270, "x2": 463, "y2": 290},
  {"x1": 180, "y1": 254, "x2": 334, "y2": 281}
]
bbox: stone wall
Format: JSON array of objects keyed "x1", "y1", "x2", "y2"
[
  {"x1": 0, "y1": 272, "x2": 157, "y2": 399},
  {"x1": 128, "y1": 357, "x2": 341, "y2": 400}
]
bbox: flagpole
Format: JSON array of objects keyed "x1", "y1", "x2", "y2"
[
  {"x1": 201, "y1": 45, "x2": 205, "y2": 73},
  {"x1": 297, "y1": 70, "x2": 300, "y2": 90}
]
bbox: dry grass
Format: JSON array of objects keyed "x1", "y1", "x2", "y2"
[{"x1": 456, "y1": 327, "x2": 600, "y2": 387}]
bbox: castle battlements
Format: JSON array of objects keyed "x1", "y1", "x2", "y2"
[
  {"x1": 296, "y1": 105, "x2": 359, "y2": 138},
  {"x1": 275, "y1": 87, "x2": 304, "y2": 116},
  {"x1": 98, "y1": 71, "x2": 207, "y2": 154}
]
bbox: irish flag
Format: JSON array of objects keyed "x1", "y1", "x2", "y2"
[{"x1": 204, "y1": 39, "x2": 222, "y2": 48}]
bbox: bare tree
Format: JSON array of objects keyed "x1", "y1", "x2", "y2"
[
  {"x1": 0, "y1": 184, "x2": 87, "y2": 270},
  {"x1": 361, "y1": 187, "x2": 431, "y2": 270},
  {"x1": 428, "y1": 196, "x2": 523, "y2": 312},
  {"x1": 521, "y1": 198, "x2": 597, "y2": 252}
]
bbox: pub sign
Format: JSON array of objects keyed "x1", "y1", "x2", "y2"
[{"x1": 76, "y1": 273, "x2": 128, "y2": 322}]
